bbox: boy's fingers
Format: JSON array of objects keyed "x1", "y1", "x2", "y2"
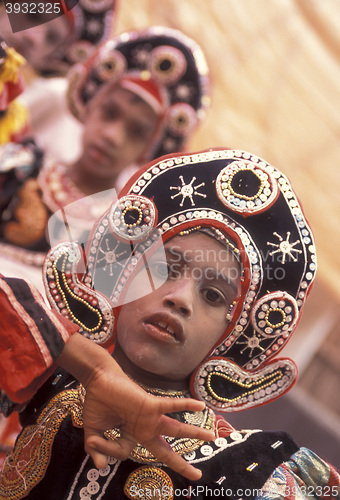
[
  {"x1": 87, "y1": 448, "x2": 109, "y2": 470},
  {"x1": 87, "y1": 433, "x2": 203, "y2": 481},
  {"x1": 158, "y1": 397, "x2": 206, "y2": 414},
  {"x1": 158, "y1": 416, "x2": 215, "y2": 442},
  {"x1": 146, "y1": 437, "x2": 202, "y2": 481},
  {"x1": 85, "y1": 433, "x2": 135, "y2": 462}
]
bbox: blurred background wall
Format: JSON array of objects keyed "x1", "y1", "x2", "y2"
[{"x1": 115, "y1": 0, "x2": 340, "y2": 467}]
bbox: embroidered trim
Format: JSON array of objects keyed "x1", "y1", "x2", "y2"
[
  {"x1": 0, "y1": 388, "x2": 83, "y2": 499},
  {"x1": 189, "y1": 429, "x2": 262, "y2": 464},
  {"x1": 38, "y1": 161, "x2": 114, "y2": 223},
  {"x1": 0, "y1": 241, "x2": 45, "y2": 267}
]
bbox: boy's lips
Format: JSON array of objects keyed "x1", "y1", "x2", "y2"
[
  {"x1": 88, "y1": 144, "x2": 114, "y2": 163},
  {"x1": 143, "y1": 313, "x2": 184, "y2": 343}
]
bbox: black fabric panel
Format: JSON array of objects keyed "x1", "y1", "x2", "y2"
[
  {"x1": 188, "y1": 431, "x2": 299, "y2": 499},
  {"x1": 22, "y1": 416, "x2": 299, "y2": 500}
]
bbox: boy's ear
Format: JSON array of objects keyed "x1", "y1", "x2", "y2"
[
  {"x1": 43, "y1": 242, "x2": 115, "y2": 347},
  {"x1": 191, "y1": 357, "x2": 297, "y2": 413}
]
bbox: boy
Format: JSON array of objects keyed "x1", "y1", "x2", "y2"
[{"x1": 1, "y1": 147, "x2": 338, "y2": 499}]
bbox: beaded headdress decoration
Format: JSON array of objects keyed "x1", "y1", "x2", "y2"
[
  {"x1": 36, "y1": 0, "x2": 116, "y2": 76},
  {"x1": 43, "y1": 148, "x2": 316, "y2": 412},
  {"x1": 67, "y1": 26, "x2": 210, "y2": 161}
]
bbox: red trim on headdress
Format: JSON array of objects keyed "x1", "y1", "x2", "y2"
[
  {"x1": 119, "y1": 76, "x2": 167, "y2": 116},
  {"x1": 61, "y1": 4, "x2": 75, "y2": 33},
  {"x1": 116, "y1": 75, "x2": 169, "y2": 163}
]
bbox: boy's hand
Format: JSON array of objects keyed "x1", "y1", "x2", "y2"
[
  {"x1": 83, "y1": 367, "x2": 214, "y2": 481},
  {"x1": 57, "y1": 333, "x2": 215, "y2": 480}
]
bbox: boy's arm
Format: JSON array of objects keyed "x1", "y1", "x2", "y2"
[{"x1": 58, "y1": 332, "x2": 215, "y2": 481}]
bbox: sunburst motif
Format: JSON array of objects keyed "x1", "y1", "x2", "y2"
[
  {"x1": 96, "y1": 239, "x2": 126, "y2": 276},
  {"x1": 267, "y1": 231, "x2": 302, "y2": 264},
  {"x1": 133, "y1": 48, "x2": 150, "y2": 65},
  {"x1": 176, "y1": 83, "x2": 193, "y2": 101},
  {"x1": 170, "y1": 175, "x2": 206, "y2": 207},
  {"x1": 236, "y1": 332, "x2": 265, "y2": 357}
]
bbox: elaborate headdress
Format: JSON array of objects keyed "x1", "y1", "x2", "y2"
[
  {"x1": 30, "y1": 0, "x2": 116, "y2": 75},
  {"x1": 43, "y1": 148, "x2": 316, "y2": 412},
  {"x1": 67, "y1": 26, "x2": 210, "y2": 161}
]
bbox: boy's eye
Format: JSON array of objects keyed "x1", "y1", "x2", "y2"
[
  {"x1": 102, "y1": 106, "x2": 119, "y2": 120},
  {"x1": 45, "y1": 29, "x2": 62, "y2": 46},
  {"x1": 128, "y1": 125, "x2": 147, "y2": 140},
  {"x1": 156, "y1": 262, "x2": 169, "y2": 278},
  {"x1": 150, "y1": 261, "x2": 169, "y2": 279},
  {"x1": 202, "y1": 287, "x2": 226, "y2": 305}
]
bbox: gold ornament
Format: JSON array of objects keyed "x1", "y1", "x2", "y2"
[{"x1": 124, "y1": 466, "x2": 174, "y2": 500}]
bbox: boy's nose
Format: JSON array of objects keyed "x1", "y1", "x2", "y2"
[
  {"x1": 162, "y1": 279, "x2": 194, "y2": 318},
  {"x1": 103, "y1": 120, "x2": 126, "y2": 147}
]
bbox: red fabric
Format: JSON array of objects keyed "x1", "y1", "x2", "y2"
[
  {"x1": 0, "y1": 75, "x2": 25, "y2": 111},
  {"x1": 325, "y1": 463, "x2": 340, "y2": 494},
  {"x1": 215, "y1": 414, "x2": 236, "y2": 437},
  {"x1": 9, "y1": 123, "x2": 32, "y2": 144},
  {"x1": 0, "y1": 413, "x2": 21, "y2": 454},
  {"x1": 0, "y1": 277, "x2": 79, "y2": 403},
  {"x1": 121, "y1": 76, "x2": 165, "y2": 108}
]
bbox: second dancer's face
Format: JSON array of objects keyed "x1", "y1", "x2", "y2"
[
  {"x1": 80, "y1": 85, "x2": 159, "y2": 182},
  {"x1": 0, "y1": 13, "x2": 70, "y2": 69}
]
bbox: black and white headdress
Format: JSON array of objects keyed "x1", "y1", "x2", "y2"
[
  {"x1": 67, "y1": 26, "x2": 210, "y2": 161},
  {"x1": 44, "y1": 148, "x2": 316, "y2": 412}
]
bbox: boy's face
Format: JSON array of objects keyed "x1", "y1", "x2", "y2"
[
  {"x1": 115, "y1": 232, "x2": 241, "y2": 389},
  {"x1": 79, "y1": 85, "x2": 159, "y2": 183}
]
